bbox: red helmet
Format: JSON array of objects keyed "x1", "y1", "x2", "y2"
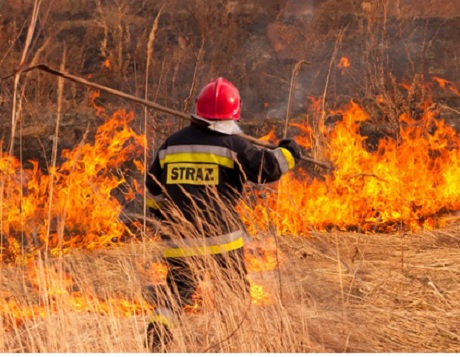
[{"x1": 196, "y1": 78, "x2": 241, "y2": 121}]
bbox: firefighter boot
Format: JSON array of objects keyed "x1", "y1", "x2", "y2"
[{"x1": 146, "y1": 320, "x2": 173, "y2": 353}]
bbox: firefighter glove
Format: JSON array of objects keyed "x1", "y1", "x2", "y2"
[{"x1": 278, "y1": 138, "x2": 302, "y2": 164}]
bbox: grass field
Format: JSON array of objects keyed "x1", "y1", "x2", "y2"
[{"x1": 1, "y1": 223, "x2": 459, "y2": 352}]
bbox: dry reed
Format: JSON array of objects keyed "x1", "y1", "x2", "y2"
[{"x1": 1, "y1": 199, "x2": 459, "y2": 352}]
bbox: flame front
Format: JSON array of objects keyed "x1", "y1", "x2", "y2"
[
  {"x1": 1, "y1": 263, "x2": 153, "y2": 330},
  {"x1": 1, "y1": 77, "x2": 460, "y2": 327},
  {"x1": 0, "y1": 108, "x2": 145, "y2": 263},
  {"x1": 433, "y1": 76, "x2": 460, "y2": 96},
  {"x1": 338, "y1": 56, "x2": 350, "y2": 69},
  {"x1": 241, "y1": 98, "x2": 460, "y2": 234}
]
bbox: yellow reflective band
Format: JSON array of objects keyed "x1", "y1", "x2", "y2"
[
  {"x1": 163, "y1": 237, "x2": 244, "y2": 258},
  {"x1": 166, "y1": 163, "x2": 219, "y2": 185},
  {"x1": 146, "y1": 197, "x2": 162, "y2": 210},
  {"x1": 160, "y1": 153, "x2": 234, "y2": 169},
  {"x1": 279, "y1": 147, "x2": 296, "y2": 170},
  {"x1": 149, "y1": 315, "x2": 172, "y2": 327}
]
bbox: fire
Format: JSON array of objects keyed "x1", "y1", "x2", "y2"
[
  {"x1": 337, "y1": 56, "x2": 350, "y2": 69},
  {"x1": 0, "y1": 262, "x2": 153, "y2": 329},
  {"x1": 289, "y1": 122, "x2": 314, "y2": 149},
  {"x1": 245, "y1": 238, "x2": 282, "y2": 273},
  {"x1": 399, "y1": 82, "x2": 411, "y2": 91},
  {"x1": 308, "y1": 96, "x2": 323, "y2": 112},
  {"x1": 0, "y1": 107, "x2": 146, "y2": 264},
  {"x1": 138, "y1": 261, "x2": 168, "y2": 284},
  {"x1": 240, "y1": 97, "x2": 460, "y2": 234},
  {"x1": 1, "y1": 76, "x2": 460, "y2": 327},
  {"x1": 103, "y1": 59, "x2": 111, "y2": 69},
  {"x1": 89, "y1": 90, "x2": 106, "y2": 117},
  {"x1": 182, "y1": 275, "x2": 274, "y2": 311},
  {"x1": 258, "y1": 127, "x2": 277, "y2": 143},
  {"x1": 432, "y1": 76, "x2": 460, "y2": 96},
  {"x1": 1, "y1": 292, "x2": 153, "y2": 329},
  {"x1": 249, "y1": 278, "x2": 273, "y2": 306},
  {"x1": 337, "y1": 56, "x2": 350, "y2": 75}
]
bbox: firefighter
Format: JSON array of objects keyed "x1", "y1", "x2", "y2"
[{"x1": 145, "y1": 77, "x2": 302, "y2": 352}]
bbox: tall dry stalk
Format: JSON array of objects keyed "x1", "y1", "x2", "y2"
[
  {"x1": 143, "y1": 4, "x2": 165, "y2": 243},
  {"x1": 335, "y1": 233, "x2": 345, "y2": 317},
  {"x1": 1, "y1": 1, "x2": 42, "y2": 343},
  {"x1": 9, "y1": 0, "x2": 42, "y2": 156},
  {"x1": 284, "y1": 59, "x2": 310, "y2": 139},
  {"x1": 179, "y1": 34, "x2": 206, "y2": 130},
  {"x1": 314, "y1": 27, "x2": 348, "y2": 161},
  {"x1": 45, "y1": 48, "x2": 66, "y2": 261}
]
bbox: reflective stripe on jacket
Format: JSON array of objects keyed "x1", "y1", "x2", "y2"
[
  {"x1": 150, "y1": 307, "x2": 175, "y2": 327},
  {"x1": 162, "y1": 230, "x2": 244, "y2": 258}
]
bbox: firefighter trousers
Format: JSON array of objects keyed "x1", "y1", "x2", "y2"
[
  {"x1": 151, "y1": 247, "x2": 250, "y2": 322},
  {"x1": 167, "y1": 247, "x2": 250, "y2": 310}
]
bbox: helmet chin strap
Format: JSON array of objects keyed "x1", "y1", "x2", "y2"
[{"x1": 190, "y1": 114, "x2": 243, "y2": 135}]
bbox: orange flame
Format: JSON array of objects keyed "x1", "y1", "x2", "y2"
[
  {"x1": 240, "y1": 99, "x2": 460, "y2": 234},
  {"x1": 1, "y1": 80, "x2": 458, "y2": 247},
  {"x1": 258, "y1": 127, "x2": 277, "y2": 143},
  {"x1": 89, "y1": 90, "x2": 106, "y2": 117},
  {"x1": 0, "y1": 262, "x2": 153, "y2": 329},
  {"x1": 103, "y1": 59, "x2": 111, "y2": 69},
  {"x1": 432, "y1": 76, "x2": 460, "y2": 96},
  {"x1": 138, "y1": 261, "x2": 168, "y2": 284},
  {"x1": 308, "y1": 96, "x2": 323, "y2": 112},
  {"x1": 337, "y1": 56, "x2": 350, "y2": 69},
  {"x1": 399, "y1": 82, "x2": 411, "y2": 91},
  {"x1": 0, "y1": 108, "x2": 146, "y2": 264},
  {"x1": 249, "y1": 279, "x2": 273, "y2": 306},
  {"x1": 338, "y1": 57, "x2": 350, "y2": 75},
  {"x1": 1, "y1": 77, "x2": 460, "y2": 325},
  {"x1": 245, "y1": 238, "x2": 282, "y2": 273}
]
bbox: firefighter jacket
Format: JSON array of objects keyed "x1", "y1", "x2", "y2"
[{"x1": 145, "y1": 123, "x2": 296, "y2": 258}]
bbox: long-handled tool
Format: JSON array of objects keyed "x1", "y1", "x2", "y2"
[{"x1": 3, "y1": 64, "x2": 333, "y2": 170}]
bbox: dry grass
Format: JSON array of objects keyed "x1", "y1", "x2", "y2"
[{"x1": 1, "y1": 222, "x2": 459, "y2": 353}]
